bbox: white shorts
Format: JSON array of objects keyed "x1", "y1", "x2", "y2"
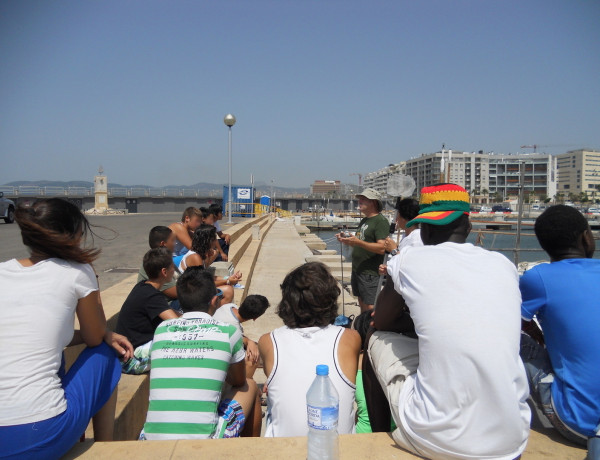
[{"x1": 367, "y1": 331, "x2": 421, "y2": 454}]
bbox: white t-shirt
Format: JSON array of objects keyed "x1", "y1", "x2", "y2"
[
  {"x1": 0, "y1": 258, "x2": 98, "y2": 425},
  {"x1": 397, "y1": 228, "x2": 423, "y2": 252},
  {"x1": 387, "y1": 243, "x2": 530, "y2": 460},
  {"x1": 212, "y1": 303, "x2": 243, "y2": 334},
  {"x1": 214, "y1": 221, "x2": 222, "y2": 233}
]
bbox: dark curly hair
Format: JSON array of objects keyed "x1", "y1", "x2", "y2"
[
  {"x1": 277, "y1": 262, "x2": 341, "y2": 328},
  {"x1": 191, "y1": 224, "x2": 216, "y2": 259},
  {"x1": 239, "y1": 294, "x2": 270, "y2": 321},
  {"x1": 394, "y1": 198, "x2": 420, "y2": 221},
  {"x1": 535, "y1": 205, "x2": 590, "y2": 259}
]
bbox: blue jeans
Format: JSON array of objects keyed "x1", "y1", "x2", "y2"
[
  {"x1": 0, "y1": 343, "x2": 121, "y2": 460},
  {"x1": 519, "y1": 333, "x2": 589, "y2": 448}
]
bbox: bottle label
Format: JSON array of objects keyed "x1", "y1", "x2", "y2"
[{"x1": 307, "y1": 404, "x2": 339, "y2": 430}]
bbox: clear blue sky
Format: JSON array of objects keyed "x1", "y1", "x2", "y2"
[{"x1": 1, "y1": 0, "x2": 599, "y2": 188}]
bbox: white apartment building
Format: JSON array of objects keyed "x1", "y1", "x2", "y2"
[
  {"x1": 364, "y1": 150, "x2": 556, "y2": 202},
  {"x1": 555, "y1": 149, "x2": 600, "y2": 200}
]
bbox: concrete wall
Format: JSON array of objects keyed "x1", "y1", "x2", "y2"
[{"x1": 11, "y1": 196, "x2": 362, "y2": 213}]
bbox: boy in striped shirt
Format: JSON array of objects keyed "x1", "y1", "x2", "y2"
[{"x1": 142, "y1": 267, "x2": 262, "y2": 440}]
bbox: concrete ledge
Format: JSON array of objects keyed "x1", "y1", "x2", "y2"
[
  {"x1": 304, "y1": 241, "x2": 327, "y2": 250},
  {"x1": 295, "y1": 224, "x2": 310, "y2": 235},
  {"x1": 232, "y1": 218, "x2": 276, "y2": 305},
  {"x1": 110, "y1": 374, "x2": 150, "y2": 441},
  {"x1": 226, "y1": 215, "x2": 271, "y2": 268},
  {"x1": 305, "y1": 255, "x2": 345, "y2": 263},
  {"x1": 314, "y1": 249, "x2": 338, "y2": 255},
  {"x1": 64, "y1": 428, "x2": 586, "y2": 459}
]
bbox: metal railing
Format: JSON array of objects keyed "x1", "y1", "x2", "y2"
[
  {"x1": 0, "y1": 186, "x2": 223, "y2": 198},
  {"x1": 220, "y1": 203, "x2": 293, "y2": 218}
]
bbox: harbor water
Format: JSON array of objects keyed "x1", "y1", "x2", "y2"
[{"x1": 313, "y1": 228, "x2": 600, "y2": 264}]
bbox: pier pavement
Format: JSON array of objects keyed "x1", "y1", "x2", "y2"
[{"x1": 241, "y1": 218, "x2": 313, "y2": 343}]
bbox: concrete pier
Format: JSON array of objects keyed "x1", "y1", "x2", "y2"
[
  {"x1": 241, "y1": 219, "x2": 313, "y2": 344},
  {"x1": 58, "y1": 216, "x2": 585, "y2": 459}
]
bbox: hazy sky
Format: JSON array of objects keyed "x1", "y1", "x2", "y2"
[{"x1": 1, "y1": 1, "x2": 599, "y2": 188}]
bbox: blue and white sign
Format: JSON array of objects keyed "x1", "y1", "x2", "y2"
[{"x1": 237, "y1": 188, "x2": 251, "y2": 199}]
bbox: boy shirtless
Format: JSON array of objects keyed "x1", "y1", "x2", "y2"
[{"x1": 168, "y1": 207, "x2": 202, "y2": 267}]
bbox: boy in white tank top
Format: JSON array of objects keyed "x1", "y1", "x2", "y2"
[{"x1": 258, "y1": 262, "x2": 361, "y2": 437}]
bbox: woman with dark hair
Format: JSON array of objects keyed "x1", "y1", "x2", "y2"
[
  {"x1": 258, "y1": 262, "x2": 361, "y2": 437},
  {"x1": 178, "y1": 224, "x2": 218, "y2": 271},
  {"x1": 179, "y1": 224, "x2": 241, "y2": 303},
  {"x1": 0, "y1": 198, "x2": 133, "y2": 459},
  {"x1": 383, "y1": 198, "x2": 422, "y2": 254}
]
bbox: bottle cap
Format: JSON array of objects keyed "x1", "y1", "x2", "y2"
[{"x1": 316, "y1": 364, "x2": 329, "y2": 376}]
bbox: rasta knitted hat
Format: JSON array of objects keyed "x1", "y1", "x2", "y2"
[{"x1": 406, "y1": 184, "x2": 470, "y2": 228}]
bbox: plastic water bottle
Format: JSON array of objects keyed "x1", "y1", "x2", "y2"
[{"x1": 306, "y1": 364, "x2": 339, "y2": 460}]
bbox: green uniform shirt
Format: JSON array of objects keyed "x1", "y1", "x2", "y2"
[{"x1": 351, "y1": 213, "x2": 390, "y2": 276}]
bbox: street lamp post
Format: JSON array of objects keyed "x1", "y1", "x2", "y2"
[{"x1": 224, "y1": 114, "x2": 236, "y2": 223}]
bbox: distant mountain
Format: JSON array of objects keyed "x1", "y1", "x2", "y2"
[
  {"x1": 5, "y1": 180, "x2": 97, "y2": 188},
  {"x1": 3, "y1": 179, "x2": 310, "y2": 195}
]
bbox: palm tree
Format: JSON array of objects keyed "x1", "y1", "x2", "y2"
[{"x1": 481, "y1": 188, "x2": 489, "y2": 204}]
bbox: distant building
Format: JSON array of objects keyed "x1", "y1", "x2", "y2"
[
  {"x1": 310, "y1": 180, "x2": 342, "y2": 195},
  {"x1": 555, "y1": 149, "x2": 600, "y2": 200},
  {"x1": 363, "y1": 164, "x2": 405, "y2": 195},
  {"x1": 364, "y1": 150, "x2": 557, "y2": 202}
]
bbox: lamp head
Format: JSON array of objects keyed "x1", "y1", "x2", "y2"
[{"x1": 224, "y1": 114, "x2": 236, "y2": 127}]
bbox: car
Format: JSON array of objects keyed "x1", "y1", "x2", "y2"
[
  {"x1": 480, "y1": 206, "x2": 492, "y2": 212},
  {"x1": 0, "y1": 192, "x2": 15, "y2": 224},
  {"x1": 587, "y1": 207, "x2": 600, "y2": 214},
  {"x1": 492, "y1": 205, "x2": 513, "y2": 213}
]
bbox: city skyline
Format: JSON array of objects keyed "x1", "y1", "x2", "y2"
[{"x1": 1, "y1": 1, "x2": 599, "y2": 188}]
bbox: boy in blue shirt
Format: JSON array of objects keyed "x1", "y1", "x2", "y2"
[{"x1": 520, "y1": 205, "x2": 600, "y2": 455}]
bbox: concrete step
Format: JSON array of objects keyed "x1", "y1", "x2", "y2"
[
  {"x1": 328, "y1": 263, "x2": 353, "y2": 275},
  {"x1": 305, "y1": 255, "x2": 345, "y2": 263},
  {"x1": 64, "y1": 428, "x2": 586, "y2": 459},
  {"x1": 313, "y1": 249, "x2": 338, "y2": 255},
  {"x1": 232, "y1": 217, "x2": 276, "y2": 305},
  {"x1": 304, "y1": 241, "x2": 327, "y2": 250}
]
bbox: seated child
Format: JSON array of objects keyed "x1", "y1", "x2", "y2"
[
  {"x1": 200, "y1": 207, "x2": 228, "y2": 262},
  {"x1": 258, "y1": 262, "x2": 361, "y2": 437},
  {"x1": 138, "y1": 226, "x2": 180, "y2": 310},
  {"x1": 116, "y1": 248, "x2": 180, "y2": 374},
  {"x1": 209, "y1": 204, "x2": 230, "y2": 261},
  {"x1": 142, "y1": 267, "x2": 261, "y2": 440},
  {"x1": 213, "y1": 294, "x2": 270, "y2": 377},
  {"x1": 179, "y1": 224, "x2": 242, "y2": 305},
  {"x1": 168, "y1": 207, "x2": 202, "y2": 268}
]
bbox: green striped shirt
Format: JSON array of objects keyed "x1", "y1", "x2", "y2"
[{"x1": 143, "y1": 312, "x2": 245, "y2": 440}]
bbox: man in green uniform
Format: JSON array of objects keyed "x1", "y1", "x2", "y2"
[{"x1": 338, "y1": 188, "x2": 390, "y2": 312}]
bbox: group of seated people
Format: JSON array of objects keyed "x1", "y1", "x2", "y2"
[
  {"x1": 1, "y1": 186, "x2": 598, "y2": 459},
  {"x1": 356, "y1": 185, "x2": 599, "y2": 459}
]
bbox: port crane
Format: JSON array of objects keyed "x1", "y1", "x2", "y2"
[
  {"x1": 520, "y1": 144, "x2": 579, "y2": 153},
  {"x1": 349, "y1": 172, "x2": 362, "y2": 186}
]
